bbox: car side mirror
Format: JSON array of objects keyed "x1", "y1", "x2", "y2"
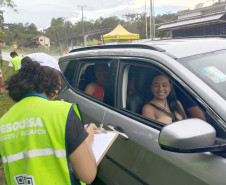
[{"x1": 158, "y1": 118, "x2": 222, "y2": 153}]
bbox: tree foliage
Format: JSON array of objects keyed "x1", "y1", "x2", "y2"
[
  {"x1": 2, "y1": 11, "x2": 178, "y2": 48},
  {"x1": 0, "y1": 0, "x2": 16, "y2": 41},
  {"x1": 4, "y1": 23, "x2": 39, "y2": 46},
  {"x1": 0, "y1": 29, "x2": 5, "y2": 41},
  {"x1": 0, "y1": 0, "x2": 16, "y2": 9}
]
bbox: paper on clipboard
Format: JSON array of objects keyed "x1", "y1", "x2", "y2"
[{"x1": 92, "y1": 131, "x2": 118, "y2": 165}]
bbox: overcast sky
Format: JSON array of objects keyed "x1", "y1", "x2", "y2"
[{"x1": 2, "y1": 0, "x2": 213, "y2": 30}]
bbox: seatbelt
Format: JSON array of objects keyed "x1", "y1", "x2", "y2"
[
  {"x1": 93, "y1": 81, "x2": 105, "y2": 89},
  {"x1": 149, "y1": 103, "x2": 177, "y2": 122}
]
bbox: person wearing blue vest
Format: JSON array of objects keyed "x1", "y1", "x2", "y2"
[
  {"x1": 0, "y1": 56, "x2": 100, "y2": 185},
  {"x1": 3, "y1": 51, "x2": 23, "y2": 77}
]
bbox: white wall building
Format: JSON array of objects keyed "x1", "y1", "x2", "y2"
[{"x1": 31, "y1": 36, "x2": 50, "y2": 48}]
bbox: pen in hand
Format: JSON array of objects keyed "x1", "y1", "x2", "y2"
[
  {"x1": 85, "y1": 123, "x2": 102, "y2": 135},
  {"x1": 86, "y1": 122, "x2": 91, "y2": 129}
]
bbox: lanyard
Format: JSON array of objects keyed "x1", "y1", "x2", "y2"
[{"x1": 22, "y1": 93, "x2": 48, "y2": 100}]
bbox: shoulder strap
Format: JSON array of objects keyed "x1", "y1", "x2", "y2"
[{"x1": 149, "y1": 103, "x2": 177, "y2": 122}]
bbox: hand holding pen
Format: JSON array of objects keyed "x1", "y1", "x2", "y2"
[
  {"x1": 85, "y1": 123, "x2": 101, "y2": 145},
  {"x1": 85, "y1": 123, "x2": 101, "y2": 134}
]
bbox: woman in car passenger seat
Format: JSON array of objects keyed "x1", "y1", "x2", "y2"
[
  {"x1": 142, "y1": 73, "x2": 186, "y2": 124},
  {"x1": 84, "y1": 63, "x2": 109, "y2": 100}
]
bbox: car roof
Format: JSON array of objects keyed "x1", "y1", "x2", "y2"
[
  {"x1": 69, "y1": 37, "x2": 226, "y2": 59},
  {"x1": 142, "y1": 37, "x2": 226, "y2": 59}
]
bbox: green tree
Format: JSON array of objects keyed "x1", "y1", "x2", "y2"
[
  {"x1": 100, "y1": 16, "x2": 121, "y2": 29},
  {"x1": 123, "y1": 13, "x2": 145, "y2": 39},
  {"x1": 93, "y1": 16, "x2": 104, "y2": 30},
  {"x1": 0, "y1": 29, "x2": 5, "y2": 41},
  {"x1": 155, "y1": 13, "x2": 177, "y2": 38},
  {"x1": 45, "y1": 18, "x2": 65, "y2": 46},
  {"x1": 0, "y1": 0, "x2": 16, "y2": 9},
  {"x1": 0, "y1": 11, "x2": 4, "y2": 29},
  {"x1": 25, "y1": 23, "x2": 38, "y2": 34},
  {"x1": 4, "y1": 23, "x2": 40, "y2": 46},
  {"x1": 0, "y1": 0, "x2": 16, "y2": 42}
]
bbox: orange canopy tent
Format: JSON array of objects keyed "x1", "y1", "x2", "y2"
[{"x1": 101, "y1": 24, "x2": 139, "y2": 41}]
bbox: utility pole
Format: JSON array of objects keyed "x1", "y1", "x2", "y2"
[
  {"x1": 78, "y1": 5, "x2": 87, "y2": 47},
  {"x1": 43, "y1": 27, "x2": 46, "y2": 49},
  {"x1": 150, "y1": 0, "x2": 154, "y2": 40},
  {"x1": 63, "y1": 17, "x2": 69, "y2": 49},
  {"x1": 153, "y1": 0, "x2": 155, "y2": 39},
  {"x1": 145, "y1": 0, "x2": 148, "y2": 39}
]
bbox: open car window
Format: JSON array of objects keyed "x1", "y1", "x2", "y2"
[
  {"x1": 119, "y1": 59, "x2": 223, "y2": 137},
  {"x1": 75, "y1": 59, "x2": 112, "y2": 102}
]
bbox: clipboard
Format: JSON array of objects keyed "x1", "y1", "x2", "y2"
[{"x1": 92, "y1": 131, "x2": 119, "y2": 165}]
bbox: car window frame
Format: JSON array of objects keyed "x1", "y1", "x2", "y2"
[
  {"x1": 62, "y1": 59, "x2": 79, "y2": 87},
  {"x1": 63, "y1": 57, "x2": 119, "y2": 106},
  {"x1": 115, "y1": 56, "x2": 226, "y2": 136}
]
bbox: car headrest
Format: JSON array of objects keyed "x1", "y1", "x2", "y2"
[
  {"x1": 84, "y1": 65, "x2": 96, "y2": 82},
  {"x1": 134, "y1": 68, "x2": 152, "y2": 96}
]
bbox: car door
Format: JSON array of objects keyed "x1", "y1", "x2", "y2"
[
  {"x1": 59, "y1": 52, "x2": 226, "y2": 185},
  {"x1": 95, "y1": 57, "x2": 226, "y2": 185}
]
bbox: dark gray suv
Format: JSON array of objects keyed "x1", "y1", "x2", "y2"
[{"x1": 58, "y1": 37, "x2": 226, "y2": 185}]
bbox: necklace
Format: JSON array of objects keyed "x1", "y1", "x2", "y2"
[{"x1": 154, "y1": 99, "x2": 168, "y2": 110}]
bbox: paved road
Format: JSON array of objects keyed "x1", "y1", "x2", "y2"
[{"x1": 2, "y1": 52, "x2": 62, "y2": 62}]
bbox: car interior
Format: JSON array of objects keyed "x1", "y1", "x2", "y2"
[
  {"x1": 78, "y1": 64, "x2": 96, "y2": 91},
  {"x1": 62, "y1": 59, "x2": 225, "y2": 139},
  {"x1": 122, "y1": 64, "x2": 224, "y2": 135},
  {"x1": 125, "y1": 66, "x2": 153, "y2": 114},
  {"x1": 77, "y1": 61, "x2": 111, "y2": 98}
]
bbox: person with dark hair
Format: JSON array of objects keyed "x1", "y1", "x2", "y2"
[
  {"x1": 142, "y1": 74, "x2": 186, "y2": 124},
  {"x1": 3, "y1": 51, "x2": 23, "y2": 77},
  {"x1": 0, "y1": 56, "x2": 100, "y2": 185},
  {"x1": 84, "y1": 63, "x2": 109, "y2": 100},
  {"x1": 175, "y1": 87, "x2": 206, "y2": 121}
]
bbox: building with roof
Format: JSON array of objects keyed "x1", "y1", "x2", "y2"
[
  {"x1": 158, "y1": 3, "x2": 226, "y2": 37},
  {"x1": 31, "y1": 36, "x2": 50, "y2": 48}
]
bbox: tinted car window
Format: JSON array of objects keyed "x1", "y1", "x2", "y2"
[
  {"x1": 63, "y1": 60, "x2": 77, "y2": 86},
  {"x1": 180, "y1": 50, "x2": 226, "y2": 100}
]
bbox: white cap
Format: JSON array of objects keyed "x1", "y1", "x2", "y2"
[{"x1": 26, "y1": 53, "x2": 61, "y2": 72}]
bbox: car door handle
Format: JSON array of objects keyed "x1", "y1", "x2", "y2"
[{"x1": 107, "y1": 125, "x2": 129, "y2": 139}]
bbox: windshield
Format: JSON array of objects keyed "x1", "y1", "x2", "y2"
[{"x1": 180, "y1": 50, "x2": 226, "y2": 100}]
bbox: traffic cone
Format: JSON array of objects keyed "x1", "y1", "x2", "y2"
[{"x1": 0, "y1": 68, "x2": 6, "y2": 94}]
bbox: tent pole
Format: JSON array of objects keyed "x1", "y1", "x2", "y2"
[{"x1": 102, "y1": 36, "x2": 105, "y2": 45}]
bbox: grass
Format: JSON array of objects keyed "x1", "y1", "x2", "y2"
[
  {"x1": 0, "y1": 60, "x2": 16, "y2": 118},
  {"x1": 0, "y1": 61, "x2": 16, "y2": 185}
]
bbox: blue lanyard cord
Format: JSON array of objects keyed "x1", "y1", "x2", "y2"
[{"x1": 22, "y1": 93, "x2": 48, "y2": 100}]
